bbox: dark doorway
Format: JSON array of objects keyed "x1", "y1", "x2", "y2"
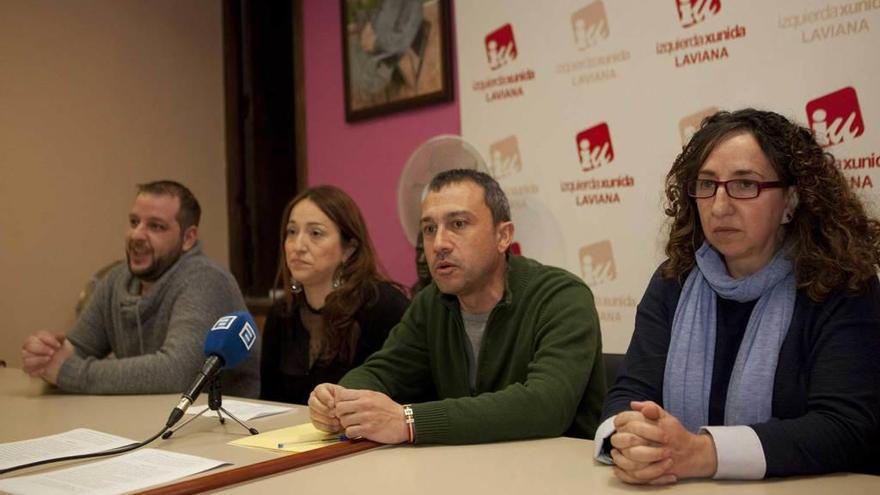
[{"x1": 223, "y1": 0, "x2": 304, "y2": 302}]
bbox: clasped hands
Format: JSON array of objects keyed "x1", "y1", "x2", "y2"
[
  {"x1": 610, "y1": 401, "x2": 718, "y2": 485},
  {"x1": 308, "y1": 383, "x2": 409, "y2": 444},
  {"x1": 20, "y1": 331, "x2": 74, "y2": 385}
]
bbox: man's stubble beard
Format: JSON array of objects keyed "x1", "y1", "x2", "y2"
[{"x1": 126, "y1": 241, "x2": 185, "y2": 283}]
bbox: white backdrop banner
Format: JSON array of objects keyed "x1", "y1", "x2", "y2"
[{"x1": 454, "y1": 0, "x2": 880, "y2": 352}]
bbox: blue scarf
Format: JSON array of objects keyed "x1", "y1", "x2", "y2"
[{"x1": 663, "y1": 243, "x2": 796, "y2": 432}]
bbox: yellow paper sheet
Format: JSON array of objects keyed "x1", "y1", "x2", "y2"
[{"x1": 228, "y1": 422, "x2": 341, "y2": 453}]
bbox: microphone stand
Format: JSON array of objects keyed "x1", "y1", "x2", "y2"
[{"x1": 162, "y1": 377, "x2": 259, "y2": 439}]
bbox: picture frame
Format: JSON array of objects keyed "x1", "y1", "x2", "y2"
[{"x1": 340, "y1": 0, "x2": 454, "y2": 122}]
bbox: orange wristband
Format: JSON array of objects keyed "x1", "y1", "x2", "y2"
[{"x1": 403, "y1": 404, "x2": 415, "y2": 443}]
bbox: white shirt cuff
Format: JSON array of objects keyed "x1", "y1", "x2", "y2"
[
  {"x1": 593, "y1": 415, "x2": 617, "y2": 464},
  {"x1": 700, "y1": 425, "x2": 766, "y2": 480}
]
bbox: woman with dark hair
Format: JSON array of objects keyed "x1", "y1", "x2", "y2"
[
  {"x1": 597, "y1": 109, "x2": 880, "y2": 482},
  {"x1": 260, "y1": 186, "x2": 409, "y2": 405}
]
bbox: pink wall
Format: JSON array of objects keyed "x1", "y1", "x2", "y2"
[{"x1": 302, "y1": 0, "x2": 460, "y2": 287}]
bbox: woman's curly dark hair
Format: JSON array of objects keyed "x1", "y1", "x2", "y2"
[{"x1": 663, "y1": 108, "x2": 880, "y2": 302}]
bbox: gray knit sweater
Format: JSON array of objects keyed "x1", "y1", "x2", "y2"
[{"x1": 57, "y1": 243, "x2": 260, "y2": 397}]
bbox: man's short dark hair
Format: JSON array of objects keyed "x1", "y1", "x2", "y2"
[
  {"x1": 136, "y1": 180, "x2": 201, "y2": 231},
  {"x1": 428, "y1": 169, "x2": 511, "y2": 224}
]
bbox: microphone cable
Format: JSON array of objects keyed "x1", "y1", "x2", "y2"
[{"x1": 0, "y1": 425, "x2": 169, "y2": 476}]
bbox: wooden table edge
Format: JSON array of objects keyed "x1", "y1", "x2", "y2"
[{"x1": 136, "y1": 440, "x2": 383, "y2": 495}]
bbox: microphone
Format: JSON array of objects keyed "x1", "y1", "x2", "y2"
[{"x1": 165, "y1": 311, "x2": 258, "y2": 428}]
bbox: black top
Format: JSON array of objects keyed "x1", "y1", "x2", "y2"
[
  {"x1": 603, "y1": 266, "x2": 880, "y2": 477},
  {"x1": 260, "y1": 281, "x2": 409, "y2": 405},
  {"x1": 708, "y1": 297, "x2": 755, "y2": 425}
]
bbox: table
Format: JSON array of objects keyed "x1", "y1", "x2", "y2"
[
  {"x1": 0, "y1": 367, "x2": 301, "y2": 472},
  {"x1": 1, "y1": 369, "x2": 877, "y2": 494}
]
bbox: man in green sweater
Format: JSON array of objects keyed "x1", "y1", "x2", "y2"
[{"x1": 309, "y1": 169, "x2": 604, "y2": 444}]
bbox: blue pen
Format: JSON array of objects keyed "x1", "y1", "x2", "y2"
[{"x1": 277, "y1": 435, "x2": 349, "y2": 449}]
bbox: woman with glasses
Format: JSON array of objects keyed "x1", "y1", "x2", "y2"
[{"x1": 596, "y1": 109, "x2": 880, "y2": 483}]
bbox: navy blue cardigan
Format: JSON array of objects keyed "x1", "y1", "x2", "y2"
[{"x1": 603, "y1": 267, "x2": 880, "y2": 477}]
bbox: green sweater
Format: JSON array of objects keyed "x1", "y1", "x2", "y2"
[{"x1": 340, "y1": 255, "x2": 605, "y2": 444}]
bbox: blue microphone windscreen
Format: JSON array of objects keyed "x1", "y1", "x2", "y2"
[{"x1": 203, "y1": 311, "x2": 258, "y2": 369}]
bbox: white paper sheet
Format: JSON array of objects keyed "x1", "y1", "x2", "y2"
[
  {"x1": 0, "y1": 448, "x2": 228, "y2": 495},
  {"x1": 184, "y1": 399, "x2": 294, "y2": 421},
  {"x1": 0, "y1": 429, "x2": 135, "y2": 472}
]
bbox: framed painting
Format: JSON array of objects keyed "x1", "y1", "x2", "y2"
[{"x1": 340, "y1": 0, "x2": 454, "y2": 122}]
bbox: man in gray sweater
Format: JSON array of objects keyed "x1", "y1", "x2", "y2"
[{"x1": 20, "y1": 180, "x2": 260, "y2": 397}]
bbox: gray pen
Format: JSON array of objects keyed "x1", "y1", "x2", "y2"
[{"x1": 277, "y1": 435, "x2": 348, "y2": 449}]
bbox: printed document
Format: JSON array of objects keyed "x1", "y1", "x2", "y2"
[
  {"x1": 0, "y1": 429, "x2": 135, "y2": 472},
  {"x1": 0, "y1": 449, "x2": 228, "y2": 495},
  {"x1": 184, "y1": 399, "x2": 294, "y2": 421}
]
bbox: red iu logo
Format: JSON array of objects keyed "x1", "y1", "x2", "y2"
[
  {"x1": 806, "y1": 87, "x2": 865, "y2": 148},
  {"x1": 676, "y1": 0, "x2": 721, "y2": 28},
  {"x1": 485, "y1": 24, "x2": 517, "y2": 70},
  {"x1": 576, "y1": 123, "x2": 614, "y2": 172}
]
